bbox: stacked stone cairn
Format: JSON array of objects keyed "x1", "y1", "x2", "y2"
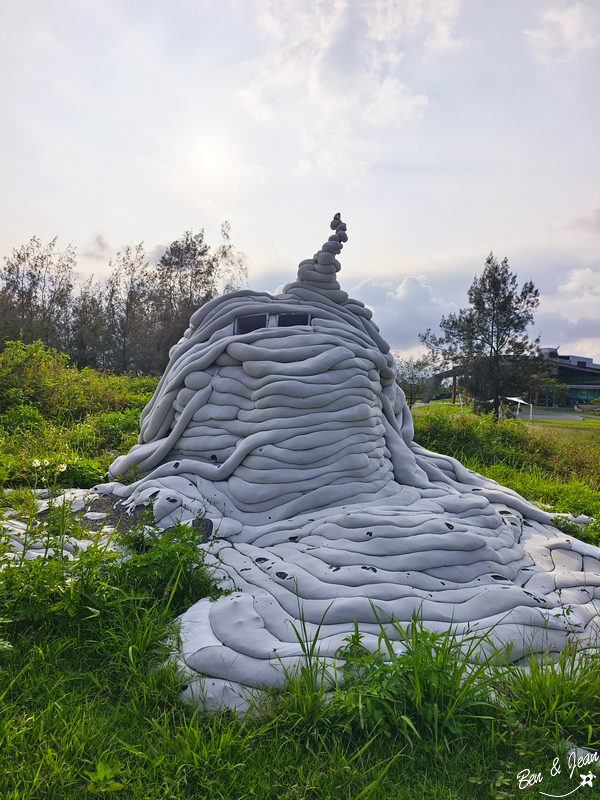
[{"x1": 87, "y1": 214, "x2": 600, "y2": 712}]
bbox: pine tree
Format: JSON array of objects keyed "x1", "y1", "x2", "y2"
[{"x1": 420, "y1": 253, "x2": 541, "y2": 420}]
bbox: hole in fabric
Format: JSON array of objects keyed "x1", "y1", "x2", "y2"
[
  {"x1": 234, "y1": 314, "x2": 268, "y2": 334},
  {"x1": 210, "y1": 454, "x2": 218, "y2": 463},
  {"x1": 275, "y1": 572, "x2": 288, "y2": 579},
  {"x1": 277, "y1": 313, "x2": 311, "y2": 327}
]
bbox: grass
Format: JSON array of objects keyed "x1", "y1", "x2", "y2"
[
  {"x1": 1, "y1": 349, "x2": 600, "y2": 797},
  {"x1": 412, "y1": 405, "x2": 600, "y2": 543}
]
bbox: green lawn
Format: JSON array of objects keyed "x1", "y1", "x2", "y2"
[{"x1": 1, "y1": 354, "x2": 600, "y2": 798}]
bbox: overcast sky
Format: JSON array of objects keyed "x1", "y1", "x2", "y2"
[{"x1": 1, "y1": 0, "x2": 599, "y2": 361}]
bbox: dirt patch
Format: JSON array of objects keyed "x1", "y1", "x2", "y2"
[{"x1": 37, "y1": 493, "x2": 213, "y2": 542}]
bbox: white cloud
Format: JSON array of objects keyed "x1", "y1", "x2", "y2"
[
  {"x1": 363, "y1": 76, "x2": 428, "y2": 126},
  {"x1": 564, "y1": 205, "x2": 600, "y2": 235},
  {"x1": 540, "y1": 267, "x2": 600, "y2": 323},
  {"x1": 348, "y1": 274, "x2": 459, "y2": 351},
  {"x1": 362, "y1": 0, "x2": 466, "y2": 56},
  {"x1": 558, "y1": 337, "x2": 600, "y2": 364},
  {"x1": 525, "y1": 3, "x2": 600, "y2": 62},
  {"x1": 238, "y1": 0, "x2": 464, "y2": 175}
]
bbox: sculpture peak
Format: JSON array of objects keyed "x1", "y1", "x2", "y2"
[{"x1": 281, "y1": 213, "x2": 349, "y2": 303}]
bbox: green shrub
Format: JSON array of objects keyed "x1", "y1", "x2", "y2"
[
  {"x1": 498, "y1": 644, "x2": 600, "y2": 746},
  {"x1": 0, "y1": 340, "x2": 158, "y2": 421},
  {"x1": 114, "y1": 519, "x2": 217, "y2": 616},
  {"x1": 0, "y1": 340, "x2": 69, "y2": 415},
  {"x1": 0, "y1": 405, "x2": 45, "y2": 432},
  {"x1": 0, "y1": 506, "x2": 216, "y2": 638},
  {"x1": 88, "y1": 410, "x2": 141, "y2": 450},
  {"x1": 413, "y1": 410, "x2": 544, "y2": 469}
]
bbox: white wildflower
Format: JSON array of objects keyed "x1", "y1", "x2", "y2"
[
  {"x1": 31, "y1": 459, "x2": 41, "y2": 467},
  {"x1": 57, "y1": 464, "x2": 67, "y2": 473},
  {"x1": 43, "y1": 459, "x2": 50, "y2": 466}
]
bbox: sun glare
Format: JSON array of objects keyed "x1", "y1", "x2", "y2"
[{"x1": 202, "y1": 150, "x2": 219, "y2": 169}]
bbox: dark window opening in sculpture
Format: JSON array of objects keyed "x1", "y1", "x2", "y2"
[
  {"x1": 277, "y1": 313, "x2": 311, "y2": 327},
  {"x1": 234, "y1": 314, "x2": 268, "y2": 335}
]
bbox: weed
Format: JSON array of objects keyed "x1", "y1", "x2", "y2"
[
  {"x1": 497, "y1": 643, "x2": 600, "y2": 747},
  {"x1": 328, "y1": 610, "x2": 511, "y2": 757}
]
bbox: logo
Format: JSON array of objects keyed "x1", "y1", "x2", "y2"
[{"x1": 517, "y1": 751, "x2": 598, "y2": 797}]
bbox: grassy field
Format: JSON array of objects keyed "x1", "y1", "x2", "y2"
[{"x1": 1, "y1": 347, "x2": 600, "y2": 798}]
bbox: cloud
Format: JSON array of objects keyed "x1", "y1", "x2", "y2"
[
  {"x1": 238, "y1": 0, "x2": 464, "y2": 176},
  {"x1": 564, "y1": 206, "x2": 600, "y2": 235},
  {"x1": 348, "y1": 274, "x2": 459, "y2": 352},
  {"x1": 363, "y1": 76, "x2": 428, "y2": 126},
  {"x1": 539, "y1": 266, "x2": 600, "y2": 324},
  {"x1": 81, "y1": 232, "x2": 111, "y2": 259},
  {"x1": 525, "y1": 3, "x2": 600, "y2": 62}
]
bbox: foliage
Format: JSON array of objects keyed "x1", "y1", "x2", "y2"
[
  {"x1": 497, "y1": 644, "x2": 600, "y2": 746},
  {"x1": 530, "y1": 376, "x2": 569, "y2": 407},
  {"x1": 0, "y1": 236, "x2": 75, "y2": 352},
  {"x1": 102, "y1": 243, "x2": 152, "y2": 375},
  {"x1": 393, "y1": 353, "x2": 436, "y2": 407},
  {"x1": 420, "y1": 253, "x2": 543, "y2": 419},
  {"x1": 0, "y1": 340, "x2": 158, "y2": 420},
  {"x1": 330, "y1": 614, "x2": 500, "y2": 752},
  {"x1": 412, "y1": 406, "x2": 543, "y2": 468},
  {"x1": 0, "y1": 502, "x2": 215, "y2": 635},
  {"x1": 115, "y1": 517, "x2": 218, "y2": 616},
  {"x1": 1, "y1": 224, "x2": 246, "y2": 375}
]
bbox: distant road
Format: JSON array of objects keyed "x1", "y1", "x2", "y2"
[
  {"x1": 525, "y1": 411, "x2": 585, "y2": 421},
  {"x1": 417, "y1": 403, "x2": 599, "y2": 423},
  {"x1": 516, "y1": 409, "x2": 599, "y2": 422}
]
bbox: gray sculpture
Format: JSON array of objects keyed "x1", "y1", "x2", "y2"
[{"x1": 97, "y1": 214, "x2": 600, "y2": 713}]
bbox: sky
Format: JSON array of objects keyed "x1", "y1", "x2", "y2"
[{"x1": 1, "y1": 0, "x2": 599, "y2": 362}]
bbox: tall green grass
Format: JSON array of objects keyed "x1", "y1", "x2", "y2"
[
  {"x1": 413, "y1": 407, "x2": 600, "y2": 542},
  {"x1": 0, "y1": 342, "x2": 158, "y2": 489}
]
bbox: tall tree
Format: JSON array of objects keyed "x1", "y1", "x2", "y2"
[
  {"x1": 69, "y1": 275, "x2": 110, "y2": 369},
  {"x1": 148, "y1": 223, "x2": 248, "y2": 370},
  {"x1": 104, "y1": 243, "x2": 151, "y2": 374},
  {"x1": 0, "y1": 236, "x2": 74, "y2": 350},
  {"x1": 393, "y1": 353, "x2": 436, "y2": 407},
  {"x1": 419, "y1": 253, "x2": 541, "y2": 420},
  {"x1": 212, "y1": 221, "x2": 249, "y2": 295},
  {"x1": 149, "y1": 229, "x2": 216, "y2": 363}
]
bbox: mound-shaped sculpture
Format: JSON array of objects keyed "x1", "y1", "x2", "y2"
[{"x1": 98, "y1": 214, "x2": 600, "y2": 713}]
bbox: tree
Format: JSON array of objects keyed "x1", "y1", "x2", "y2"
[
  {"x1": 419, "y1": 253, "x2": 541, "y2": 420},
  {"x1": 147, "y1": 223, "x2": 248, "y2": 371},
  {"x1": 69, "y1": 275, "x2": 111, "y2": 369},
  {"x1": 0, "y1": 236, "x2": 75, "y2": 351},
  {"x1": 148, "y1": 229, "x2": 217, "y2": 366},
  {"x1": 0, "y1": 223, "x2": 247, "y2": 374},
  {"x1": 393, "y1": 353, "x2": 436, "y2": 407},
  {"x1": 212, "y1": 221, "x2": 248, "y2": 295},
  {"x1": 104, "y1": 243, "x2": 152, "y2": 374}
]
